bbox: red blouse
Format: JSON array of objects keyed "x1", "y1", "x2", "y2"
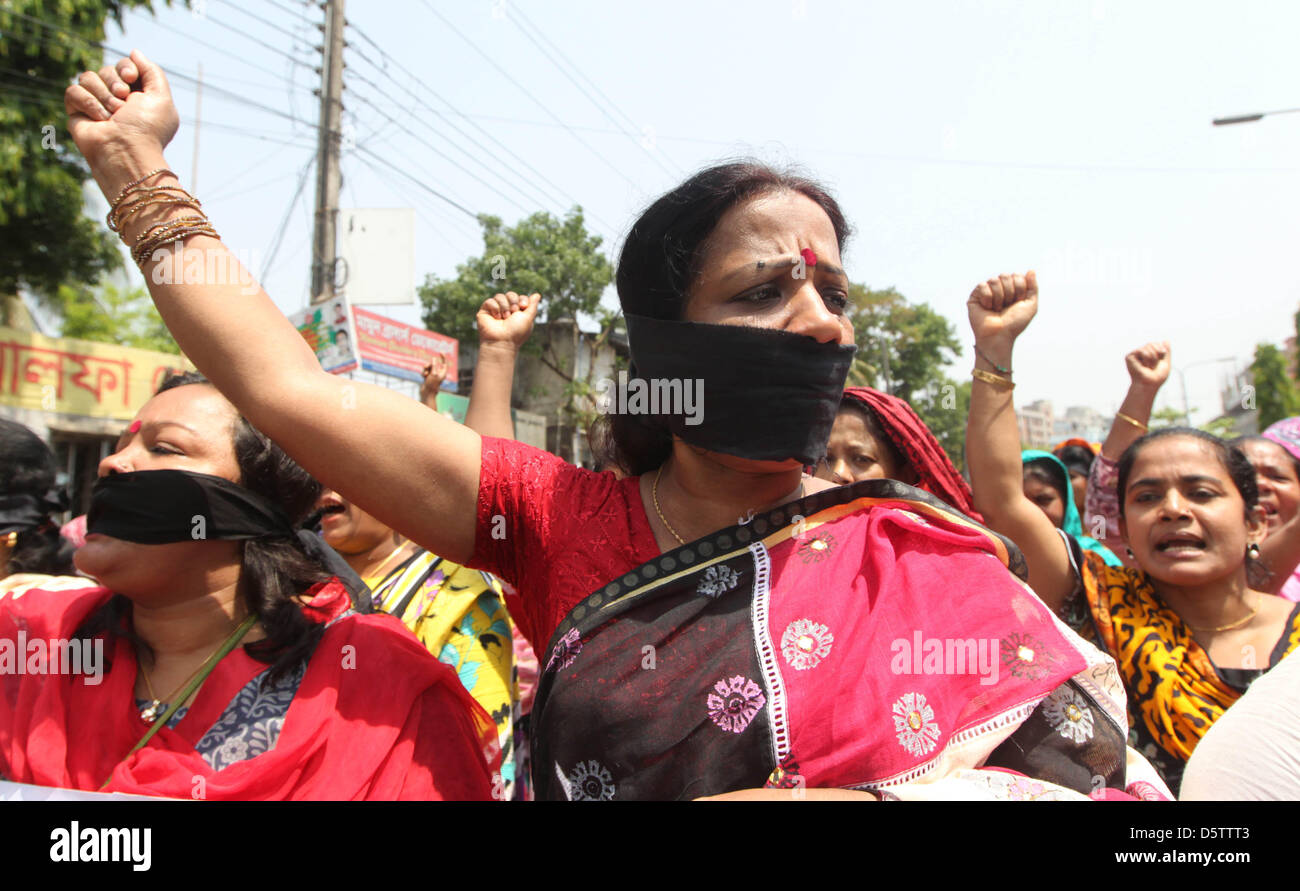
[{"x1": 472, "y1": 437, "x2": 660, "y2": 654}]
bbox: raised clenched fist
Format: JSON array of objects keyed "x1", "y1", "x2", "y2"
[
  {"x1": 64, "y1": 50, "x2": 179, "y2": 172},
  {"x1": 967, "y1": 271, "x2": 1039, "y2": 349},
  {"x1": 477, "y1": 291, "x2": 540, "y2": 350},
  {"x1": 1125, "y1": 341, "x2": 1172, "y2": 391}
]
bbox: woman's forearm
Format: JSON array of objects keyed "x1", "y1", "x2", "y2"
[
  {"x1": 464, "y1": 344, "x2": 521, "y2": 440},
  {"x1": 966, "y1": 344, "x2": 1026, "y2": 517},
  {"x1": 1100, "y1": 383, "x2": 1159, "y2": 461}
]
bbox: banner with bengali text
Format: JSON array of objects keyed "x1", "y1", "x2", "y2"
[{"x1": 0, "y1": 326, "x2": 191, "y2": 421}]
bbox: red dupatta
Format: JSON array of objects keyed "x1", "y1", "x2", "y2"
[
  {"x1": 0, "y1": 581, "x2": 498, "y2": 800},
  {"x1": 841, "y1": 387, "x2": 982, "y2": 522}
]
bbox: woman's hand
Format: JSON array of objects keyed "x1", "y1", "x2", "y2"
[
  {"x1": 477, "y1": 291, "x2": 540, "y2": 352},
  {"x1": 967, "y1": 271, "x2": 1038, "y2": 357},
  {"x1": 1124, "y1": 341, "x2": 1172, "y2": 393},
  {"x1": 419, "y1": 354, "x2": 448, "y2": 409},
  {"x1": 65, "y1": 50, "x2": 179, "y2": 184}
]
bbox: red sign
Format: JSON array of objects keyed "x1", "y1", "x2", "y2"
[{"x1": 351, "y1": 307, "x2": 458, "y2": 389}]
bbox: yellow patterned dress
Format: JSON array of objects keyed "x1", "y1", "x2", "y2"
[
  {"x1": 1076, "y1": 551, "x2": 1300, "y2": 794},
  {"x1": 365, "y1": 544, "x2": 517, "y2": 799}
]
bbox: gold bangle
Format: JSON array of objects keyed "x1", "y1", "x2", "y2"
[
  {"x1": 111, "y1": 194, "x2": 204, "y2": 232},
  {"x1": 111, "y1": 168, "x2": 175, "y2": 206},
  {"x1": 1115, "y1": 411, "x2": 1148, "y2": 432},
  {"x1": 132, "y1": 222, "x2": 219, "y2": 267},
  {"x1": 972, "y1": 367, "x2": 1015, "y2": 390},
  {"x1": 109, "y1": 187, "x2": 200, "y2": 230}
]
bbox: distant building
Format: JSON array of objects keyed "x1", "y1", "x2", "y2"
[
  {"x1": 0, "y1": 323, "x2": 191, "y2": 517},
  {"x1": 1016, "y1": 399, "x2": 1055, "y2": 449},
  {"x1": 496, "y1": 318, "x2": 629, "y2": 467},
  {"x1": 1052, "y1": 405, "x2": 1109, "y2": 446}
]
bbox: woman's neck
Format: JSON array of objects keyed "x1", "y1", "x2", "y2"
[
  {"x1": 646, "y1": 445, "x2": 823, "y2": 547},
  {"x1": 343, "y1": 532, "x2": 408, "y2": 580},
  {"x1": 1150, "y1": 570, "x2": 1256, "y2": 632},
  {"x1": 131, "y1": 577, "x2": 248, "y2": 666}
]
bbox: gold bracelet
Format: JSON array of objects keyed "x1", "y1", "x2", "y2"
[
  {"x1": 110, "y1": 168, "x2": 175, "y2": 206},
  {"x1": 111, "y1": 193, "x2": 204, "y2": 232},
  {"x1": 132, "y1": 222, "x2": 219, "y2": 267},
  {"x1": 1115, "y1": 411, "x2": 1148, "y2": 432},
  {"x1": 133, "y1": 214, "x2": 210, "y2": 246},
  {"x1": 972, "y1": 367, "x2": 1015, "y2": 390}
]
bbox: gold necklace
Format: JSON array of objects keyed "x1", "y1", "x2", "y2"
[
  {"x1": 653, "y1": 465, "x2": 687, "y2": 545},
  {"x1": 652, "y1": 465, "x2": 808, "y2": 547},
  {"x1": 1185, "y1": 590, "x2": 1263, "y2": 633},
  {"x1": 137, "y1": 625, "x2": 247, "y2": 723},
  {"x1": 365, "y1": 538, "x2": 413, "y2": 583}
]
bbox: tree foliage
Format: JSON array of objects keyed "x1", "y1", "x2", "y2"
[
  {"x1": 419, "y1": 209, "x2": 616, "y2": 429},
  {"x1": 1251, "y1": 342, "x2": 1300, "y2": 429},
  {"x1": 59, "y1": 282, "x2": 179, "y2": 353},
  {"x1": 419, "y1": 210, "x2": 613, "y2": 346},
  {"x1": 0, "y1": 0, "x2": 167, "y2": 319},
  {"x1": 843, "y1": 283, "x2": 968, "y2": 469}
]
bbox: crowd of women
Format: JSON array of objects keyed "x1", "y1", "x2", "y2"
[{"x1": 1, "y1": 50, "x2": 1297, "y2": 801}]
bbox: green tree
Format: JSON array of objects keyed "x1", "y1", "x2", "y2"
[
  {"x1": 844, "y1": 284, "x2": 961, "y2": 402},
  {"x1": 1149, "y1": 406, "x2": 1187, "y2": 429},
  {"x1": 59, "y1": 282, "x2": 179, "y2": 353},
  {"x1": 1251, "y1": 342, "x2": 1300, "y2": 429},
  {"x1": 419, "y1": 209, "x2": 615, "y2": 427},
  {"x1": 842, "y1": 283, "x2": 968, "y2": 468},
  {"x1": 0, "y1": 0, "x2": 167, "y2": 324}
]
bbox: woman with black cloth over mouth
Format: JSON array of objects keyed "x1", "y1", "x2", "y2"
[
  {"x1": 61, "y1": 50, "x2": 1169, "y2": 801},
  {"x1": 0, "y1": 373, "x2": 498, "y2": 799}
]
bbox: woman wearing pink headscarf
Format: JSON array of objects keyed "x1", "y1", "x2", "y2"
[{"x1": 1237, "y1": 418, "x2": 1300, "y2": 601}]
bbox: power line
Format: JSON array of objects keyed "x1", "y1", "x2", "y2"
[
  {"x1": 346, "y1": 20, "x2": 580, "y2": 213},
  {"x1": 352, "y1": 143, "x2": 478, "y2": 219},
  {"x1": 260, "y1": 0, "x2": 317, "y2": 28},
  {"x1": 192, "y1": 9, "x2": 316, "y2": 70},
  {"x1": 351, "y1": 151, "x2": 478, "y2": 255},
  {"x1": 341, "y1": 18, "x2": 622, "y2": 238},
  {"x1": 344, "y1": 66, "x2": 535, "y2": 216},
  {"x1": 261, "y1": 155, "x2": 316, "y2": 280},
  {"x1": 211, "y1": 0, "x2": 318, "y2": 49},
  {"x1": 508, "y1": 5, "x2": 682, "y2": 179},
  {"x1": 114, "y1": 5, "x2": 311, "y2": 86},
  {"x1": 420, "y1": 0, "x2": 641, "y2": 191},
  {"x1": 343, "y1": 35, "x2": 563, "y2": 216},
  {"x1": 3, "y1": 8, "x2": 314, "y2": 130}
]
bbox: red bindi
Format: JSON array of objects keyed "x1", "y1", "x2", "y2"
[
  {"x1": 127, "y1": 420, "x2": 142, "y2": 434},
  {"x1": 800, "y1": 248, "x2": 817, "y2": 267}
]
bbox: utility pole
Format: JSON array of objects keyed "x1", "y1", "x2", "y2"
[
  {"x1": 190, "y1": 63, "x2": 202, "y2": 193},
  {"x1": 311, "y1": 0, "x2": 346, "y2": 305}
]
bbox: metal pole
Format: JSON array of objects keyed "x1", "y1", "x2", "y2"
[
  {"x1": 311, "y1": 0, "x2": 346, "y2": 304},
  {"x1": 190, "y1": 62, "x2": 202, "y2": 193}
]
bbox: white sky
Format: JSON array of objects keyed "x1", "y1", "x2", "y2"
[{"x1": 97, "y1": 0, "x2": 1300, "y2": 426}]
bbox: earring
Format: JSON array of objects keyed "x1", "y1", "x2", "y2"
[
  {"x1": 1125, "y1": 547, "x2": 1134, "y2": 558},
  {"x1": 1247, "y1": 543, "x2": 1261, "y2": 559},
  {"x1": 4, "y1": 531, "x2": 16, "y2": 548}
]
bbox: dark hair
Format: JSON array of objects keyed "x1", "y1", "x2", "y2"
[
  {"x1": 1116, "y1": 427, "x2": 1267, "y2": 587},
  {"x1": 76, "y1": 372, "x2": 333, "y2": 683},
  {"x1": 592, "y1": 161, "x2": 852, "y2": 475},
  {"x1": 1231, "y1": 434, "x2": 1300, "y2": 482},
  {"x1": 0, "y1": 419, "x2": 75, "y2": 576},
  {"x1": 837, "y1": 399, "x2": 907, "y2": 476},
  {"x1": 1024, "y1": 457, "x2": 1069, "y2": 508},
  {"x1": 1054, "y1": 444, "x2": 1096, "y2": 478}
]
